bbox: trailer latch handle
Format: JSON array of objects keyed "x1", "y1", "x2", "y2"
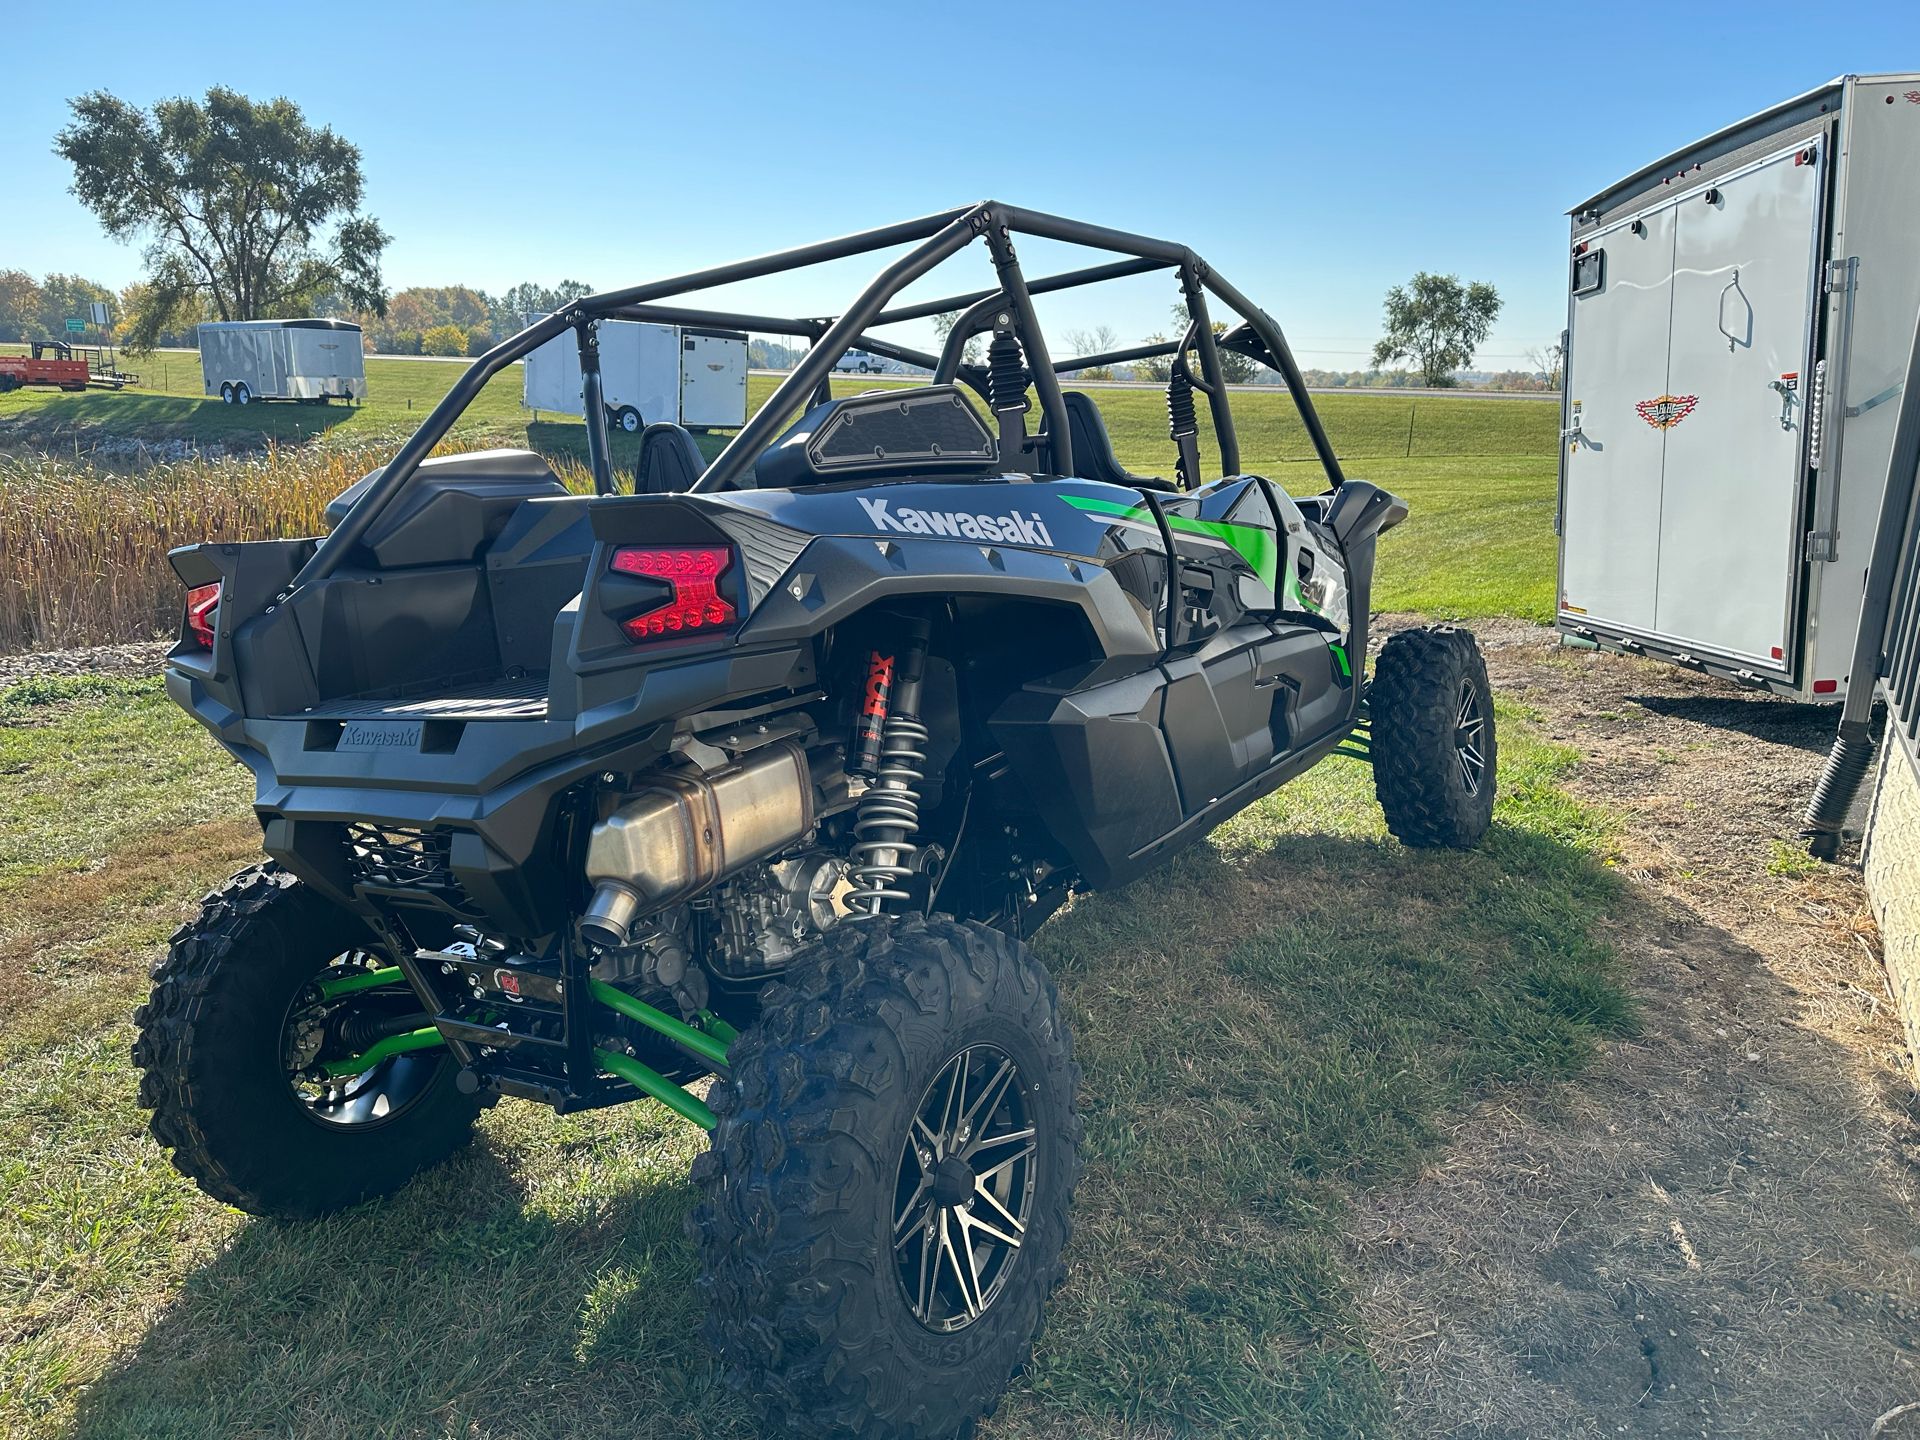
[{"x1": 1768, "y1": 378, "x2": 1799, "y2": 431}]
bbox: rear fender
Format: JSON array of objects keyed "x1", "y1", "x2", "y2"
[{"x1": 165, "y1": 537, "x2": 318, "y2": 722}]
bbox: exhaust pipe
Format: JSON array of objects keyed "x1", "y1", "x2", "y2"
[{"x1": 578, "y1": 740, "x2": 815, "y2": 949}]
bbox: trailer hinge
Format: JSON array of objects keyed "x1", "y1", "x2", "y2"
[{"x1": 1825, "y1": 257, "x2": 1858, "y2": 295}]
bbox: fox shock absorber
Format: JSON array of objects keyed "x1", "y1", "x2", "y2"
[
  {"x1": 847, "y1": 616, "x2": 932, "y2": 914},
  {"x1": 1167, "y1": 365, "x2": 1202, "y2": 492}
]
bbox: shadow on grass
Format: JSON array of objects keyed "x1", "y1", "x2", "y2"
[
  {"x1": 69, "y1": 817, "x2": 1634, "y2": 1440},
  {"x1": 1627, "y1": 691, "x2": 1836, "y2": 754},
  {"x1": 1, "y1": 393, "x2": 358, "y2": 452},
  {"x1": 70, "y1": 1139, "x2": 754, "y2": 1440}
]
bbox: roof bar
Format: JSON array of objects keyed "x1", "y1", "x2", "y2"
[
  {"x1": 692, "y1": 208, "x2": 988, "y2": 491},
  {"x1": 872, "y1": 256, "x2": 1170, "y2": 327}
]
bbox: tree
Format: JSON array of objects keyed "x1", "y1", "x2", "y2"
[
  {"x1": 56, "y1": 86, "x2": 389, "y2": 349},
  {"x1": 35, "y1": 273, "x2": 115, "y2": 342},
  {"x1": 1135, "y1": 333, "x2": 1173, "y2": 383},
  {"x1": 930, "y1": 310, "x2": 983, "y2": 366},
  {"x1": 421, "y1": 324, "x2": 468, "y2": 357},
  {"x1": 495, "y1": 279, "x2": 593, "y2": 331},
  {"x1": 0, "y1": 271, "x2": 43, "y2": 342},
  {"x1": 1062, "y1": 325, "x2": 1119, "y2": 380},
  {"x1": 1169, "y1": 302, "x2": 1262, "y2": 384},
  {"x1": 1370, "y1": 272, "x2": 1502, "y2": 387},
  {"x1": 1525, "y1": 340, "x2": 1564, "y2": 390}
]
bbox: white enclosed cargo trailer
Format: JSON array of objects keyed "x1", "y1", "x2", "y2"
[
  {"x1": 521, "y1": 320, "x2": 748, "y2": 432},
  {"x1": 197, "y1": 319, "x2": 366, "y2": 404},
  {"x1": 1557, "y1": 73, "x2": 1920, "y2": 703}
]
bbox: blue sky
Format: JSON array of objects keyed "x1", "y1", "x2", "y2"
[{"x1": 5, "y1": 2, "x2": 1917, "y2": 369}]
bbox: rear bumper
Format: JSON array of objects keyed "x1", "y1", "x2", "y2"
[{"x1": 1555, "y1": 615, "x2": 1823, "y2": 702}]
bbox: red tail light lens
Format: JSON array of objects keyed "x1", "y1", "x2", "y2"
[
  {"x1": 185, "y1": 582, "x2": 222, "y2": 649},
  {"x1": 609, "y1": 545, "x2": 737, "y2": 641}
]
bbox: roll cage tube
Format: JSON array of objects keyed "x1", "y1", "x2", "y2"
[
  {"x1": 578, "y1": 321, "x2": 615, "y2": 495},
  {"x1": 293, "y1": 203, "x2": 1344, "y2": 591}
]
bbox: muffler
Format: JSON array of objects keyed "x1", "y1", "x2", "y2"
[{"x1": 578, "y1": 740, "x2": 814, "y2": 948}]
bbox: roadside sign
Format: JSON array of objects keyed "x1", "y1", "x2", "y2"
[
  {"x1": 89, "y1": 301, "x2": 109, "y2": 327},
  {"x1": 65, "y1": 318, "x2": 85, "y2": 333}
]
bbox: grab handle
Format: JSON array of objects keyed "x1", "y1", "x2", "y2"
[{"x1": 1717, "y1": 269, "x2": 1751, "y2": 352}]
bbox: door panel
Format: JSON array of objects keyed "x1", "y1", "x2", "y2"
[
  {"x1": 1560, "y1": 205, "x2": 1678, "y2": 633},
  {"x1": 679, "y1": 333, "x2": 748, "y2": 427},
  {"x1": 1655, "y1": 145, "x2": 1821, "y2": 669}
]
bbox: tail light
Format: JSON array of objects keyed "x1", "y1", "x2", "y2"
[
  {"x1": 608, "y1": 545, "x2": 737, "y2": 641},
  {"x1": 184, "y1": 582, "x2": 222, "y2": 649}
]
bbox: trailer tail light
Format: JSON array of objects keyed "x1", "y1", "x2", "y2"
[
  {"x1": 608, "y1": 545, "x2": 737, "y2": 641},
  {"x1": 1813, "y1": 679, "x2": 1839, "y2": 695},
  {"x1": 184, "y1": 582, "x2": 222, "y2": 649}
]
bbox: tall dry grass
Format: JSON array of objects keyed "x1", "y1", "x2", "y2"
[{"x1": 0, "y1": 444, "x2": 591, "y2": 655}]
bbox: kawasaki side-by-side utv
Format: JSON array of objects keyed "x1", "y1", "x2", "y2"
[{"x1": 137, "y1": 204, "x2": 1496, "y2": 1438}]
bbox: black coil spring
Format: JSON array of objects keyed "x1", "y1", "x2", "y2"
[
  {"x1": 1167, "y1": 368, "x2": 1197, "y2": 437},
  {"x1": 847, "y1": 713, "x2": 929, "y2": 913},
  {"x1": 988, "y1": 333, "x2": 1029, "y2": 413}
]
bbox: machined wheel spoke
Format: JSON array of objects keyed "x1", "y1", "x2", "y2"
[
  {"x1": 894, "y1": 1182, "x2": 932, "y2": 1243},
  {"x1": 941, "y1": 1211, "x2": 983, "y2": 1318},
  {"x1": 960, "y1": 1058, "x2": 1016, "y2": 1133},
  {"x1": 964, "y1": 1192, "x2": 1025, "y2": 1247},
  {"x1": 973, "y1": 1141, "x2": 1036, "y2": 1183},
  {"x1": 965, "y1": 1124, "x2": 1034, "y2": 1159},
  {"x1": 939, "y1": 1050, "x2": 969, "y2": 1147},
  {"x1": 915, "y1": 1212, "x2": 940, "y2": 1321},
  {"x1": 912, "y1": 1115, "x2": 944, "y2": 1160}
]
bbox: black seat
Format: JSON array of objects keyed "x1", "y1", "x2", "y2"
[
  {"x1": 1048, "y1": 391, "x2": 1176, "y2": 492},
  {"x1": 634, "y1": 422, "x2": 708, "y2": 494}
]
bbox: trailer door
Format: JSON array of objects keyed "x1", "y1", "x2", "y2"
[
  {"x1": 1653, "y1": 143, "x2": 1823, "y2": 673},
  {"x1": 678, "y1": 330, "x2": 748, "y2": 428},
  {"x1": 1559, "y1": 204, "x2": 1680, "y2": 636}
]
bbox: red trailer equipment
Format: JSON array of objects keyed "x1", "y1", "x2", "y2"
[{"x1": 0, "y1": 342, "x2": 94, "y2": 393}]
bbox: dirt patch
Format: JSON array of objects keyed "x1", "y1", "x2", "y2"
[{"x1": 1353, "y1": 620, "x2": 1920, "y2": 1437}]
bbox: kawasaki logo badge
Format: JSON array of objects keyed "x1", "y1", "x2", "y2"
[{"x1": 859, "y1": 497, "x2": 1052, "y2": 546}]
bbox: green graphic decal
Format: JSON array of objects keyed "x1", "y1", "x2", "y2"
[
  {"x1": 1328, "y1": 642, "x2": 1351, "y2": 678},
  {"x1": 1062, "y1": 493, "x2": 1279, "y2": 593}
]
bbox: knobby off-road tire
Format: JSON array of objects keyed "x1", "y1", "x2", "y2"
[
  {"x1": 1371, "y1": 624, "x2": 1497, "y2": 848},
  {"x1": 691, "y1": 914, "x2": 1083, "y2": 1440},
  {"x1": 133, "y1": 863, "x2": 484, "y2": 1219}
]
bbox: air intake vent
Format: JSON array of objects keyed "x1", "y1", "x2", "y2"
[
  {"x1": 345, "y1": 823, "x2": 458, "y2": 892},
  {"x1": 755, "y1": 386, "x2": 998, "y2": 488}
]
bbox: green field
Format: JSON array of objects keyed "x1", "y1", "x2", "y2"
[{"x1": 0, "y1": 354, "x2": 1562, "y2": 625}]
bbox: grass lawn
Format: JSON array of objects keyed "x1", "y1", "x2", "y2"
[{"x1": 0, "y1": 665, "x2": 1627, "y2": 1439}]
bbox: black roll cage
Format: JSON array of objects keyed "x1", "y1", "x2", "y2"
[{"x1": 295, "y1": 202, "x2": 1346, "y2": 592}]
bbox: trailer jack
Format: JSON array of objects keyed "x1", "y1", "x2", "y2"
[{"x1": 317, "y1": 966, "x2": 736, "y2": 1128}]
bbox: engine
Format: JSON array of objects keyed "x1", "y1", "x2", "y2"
[
  {"x1": 705, "y1": 851, "x2": 851, "y2": 978},
  {"x1": 573, "y1": 727, "x2": 861, "y2": 1009}
]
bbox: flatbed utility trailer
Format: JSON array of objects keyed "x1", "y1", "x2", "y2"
[
  {"x1": 1557, "y1": 72, "x2": 1920, "y2": 702},
  {"x1": 0, "y1": 341, "x2": 92, "y2": 393}
]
